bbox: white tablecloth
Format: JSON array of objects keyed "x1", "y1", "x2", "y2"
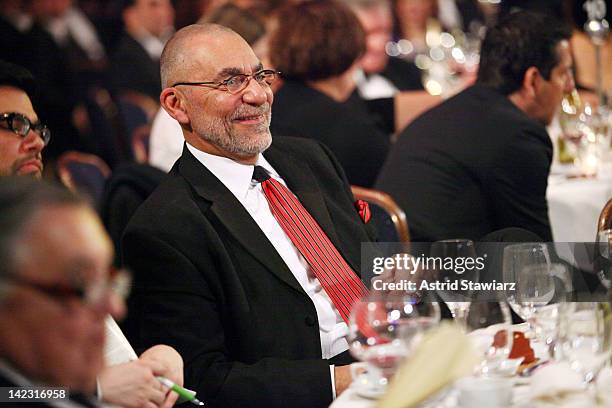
[
  {"x1": 330, "y1": 382, "x2": 531, "y2": 408},
  {"x1": 547, "y1": 158, "x2": 612, "y2": 242}
]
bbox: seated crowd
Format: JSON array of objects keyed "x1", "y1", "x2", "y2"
[{"x1": 0, "y1": 0, "x2": 609, "y2": 407}]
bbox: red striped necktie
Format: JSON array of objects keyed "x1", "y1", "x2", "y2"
[{"x1": 252, "y1": 165, "x2": 369, "y2": 323}]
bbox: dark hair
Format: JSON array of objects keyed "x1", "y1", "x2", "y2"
[
  {"x1": 477, "y1": 11, "x2": 572, "y2": 95},
  {"x1": 269, "y1": 0, "x2": 366, "y2": 81},
  {"x1": 0, "y1": 60, "x2": 36, "y2": 101},
  {"x1": 0, "y1": 178, "x2": 83, "y2": 280},
  {"x1": 120, "y1": 0, "x2": 137, "y2": 11}
]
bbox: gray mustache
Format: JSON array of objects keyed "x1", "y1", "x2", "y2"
[{"x1": 232, "y1": 103, "x2": 270, "y2": 120}]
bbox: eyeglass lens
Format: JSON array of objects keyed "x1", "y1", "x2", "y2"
[
  {"x1": 1, "y1": 113, "x2": 51, "y2": 145},
  {"x1": 226, "y1": 71, "x2": 277, "y2": 93}
]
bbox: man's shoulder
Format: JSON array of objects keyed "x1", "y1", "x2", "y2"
[{"x1": 126, "y1": 169, "x2": 196, "y2": 229}]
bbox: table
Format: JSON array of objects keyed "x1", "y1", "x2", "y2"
[
  {"x1": 330, "y1": 384, "x2": 532, "y2": 408},
  {"x1": 547, "y1": 157, "x2": 612, "y2": 242}
]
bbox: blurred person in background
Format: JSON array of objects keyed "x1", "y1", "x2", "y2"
[
  {"x1": 110, "y1": 0, "x2": 175, "y2": 100},
  {"x1": 377, "y1": 11, "x2": 575, "y2": 242},
  {"x1": 270, "y1": 0, "x2": 439, "y2": 187},
  {"x1": 342, "y1": 0, "x2": 424, "y2": 100},
  {"x1": 566, "y1": 0, "x2": 611, "y2": 106},
  {"x1": 0, "y1": 177, "x2": 121, "y2": 406},
  {"x1": 269, "y1": 0, "x2": 390, "y2": 188},
  {"x1": 0, "y1": 60, "x2": 184, "y2": 408},
  {"x1": 393, "y1": 0, "x2": 441, "y2": 58},
  {"x1": 1, "y1": 0, "x2": 88, "y2": 162}
]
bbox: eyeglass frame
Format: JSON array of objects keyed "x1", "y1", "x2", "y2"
[
  {"x1": 0, "y1": 268, "x2": 131, "y2": 308},
  {"x1": 0, "y1": 112, "x2": 51, "y2": 146},
  {"x1": 171, "y1": 69, "x2": 281, "y2": 94}
]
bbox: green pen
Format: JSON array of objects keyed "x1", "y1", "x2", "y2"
[{"x1": 157, "y1": 376, "x2": 205, "y2": 406}]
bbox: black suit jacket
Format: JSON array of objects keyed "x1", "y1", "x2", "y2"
[
  {"x1": 110, "y1": 33, "x2": 161, "y2": 100},
  {"x1": 376, "y1": 85, "x2": 553, "y2": 242},
  {"x1": 122, "y1": 137, "x2": 376, "y2": 408}
]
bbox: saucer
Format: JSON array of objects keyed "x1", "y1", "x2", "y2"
[{"x1": 350, "y1": 373, "x2": 387, "y2": 399}]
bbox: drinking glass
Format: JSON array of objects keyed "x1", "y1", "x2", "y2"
[
  {"x1": 430, "y1": 239, "x2": 479, "y2": 328},
  {"x1": 503, "y1": 243, "x2": 554, "y2": 339},
  {"x1": 465, "y1": 301, "x2": 513, "y2": 376},
  {"x1": 348, "y1": 293, "x2": 425, "y2": 390},
  {"x1": 596, "y1": 229, "x2": 611, "y2": 290},
  {"x1": 562, "y1": 302, "x2": 612, "y2": 384}
]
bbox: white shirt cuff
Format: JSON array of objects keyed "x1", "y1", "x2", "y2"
[{"x1": 330, "y1": 364, "x2": 336, "y2": 399}]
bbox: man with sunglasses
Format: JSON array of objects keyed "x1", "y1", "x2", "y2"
[
  {"x1": 0, "y1": 60, "x2": 185, "y2": 408},
  {"x1": 0, "y1": 60, "x2": 48, "y2": 178},
  {"x1": 122, "y1": 24, "x2": 378, "y2": 408}
]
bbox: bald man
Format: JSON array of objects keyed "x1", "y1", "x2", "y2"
[{"x1": 122, "y1": 24, "x2": 378, "y2": 408}]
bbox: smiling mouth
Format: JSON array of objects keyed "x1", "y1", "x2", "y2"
[{"x1": 233, "y1": 114, "x2": 266, "y2": 124}]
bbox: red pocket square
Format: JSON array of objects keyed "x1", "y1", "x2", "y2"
[{"x1": 355, "y1": 199, "x2": 371, "y2": 224}]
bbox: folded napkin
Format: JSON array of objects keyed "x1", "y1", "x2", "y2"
[
  {"x1": 378, "y1": 323, "x2": 479, "y2": 408},
  {"x1": 529, "y1": 363, "x2": 612, "y2": 408},
  {"x1": 104, "y1": 316, "x2": 138, "y2": 365}
]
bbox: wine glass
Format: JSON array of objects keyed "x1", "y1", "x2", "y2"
[
  {"x1": 503, "y1": 243, "x2": 554, "y2": 339},
  {"x1": 596, "y1": 229, "x2": 611, "y2": 290},
  {"x1": 562, "y1": 302, "x2": 612, "y2": 384},
  {"x1": 430, "y1": 239, "x2": 479, "y2": 328},
  {"x1": 348, "y1": 293, "x2": 425, "y2": 391},
  {"x1": 465, "y1": 301, "x2": 513, "y2": 377}
]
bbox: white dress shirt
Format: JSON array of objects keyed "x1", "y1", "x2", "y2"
[
  {"x1": 186, "y1": 143, "x2": 350, "y2": 397},
  {"x1": 149, "y1": 108, "x2": 183, "y2": 172}
]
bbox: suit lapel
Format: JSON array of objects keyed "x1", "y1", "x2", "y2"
[{"x1": 177, "y1": 146, "x2": 305, "y2": 294}]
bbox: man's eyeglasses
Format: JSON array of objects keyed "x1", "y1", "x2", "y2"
[
  {"x1": 0, "y1": 269, "x2": 131, "y2": 308},
  {"x1": 0, "y1": 112, "x2": 51, "y2": 146},
  {"x1": 172, "y1": 69, "x2": 281, "y2": 94}
]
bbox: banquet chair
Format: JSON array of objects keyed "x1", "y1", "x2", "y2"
[
  {"x1": 597, "y1": 198, "x2": 612, "y2": 232},
  {"x1": 117, "y1": 90, "x2": 158, "y2": 138},
  {"x1": 57, "y1": 151, "x2": 112, "y2": 209},
  {"x1": 131, "y1": 124, "x2": 151, "y2": 164},
  {"x1": 351, "y1": 185, "x2": 410, "y2": 243}
]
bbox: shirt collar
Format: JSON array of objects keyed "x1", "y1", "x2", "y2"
[{"x1": 186, "y1": 143, "x2": 280, "y2": 201}]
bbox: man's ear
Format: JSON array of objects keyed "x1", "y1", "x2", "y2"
[
  {"x1": 522, "y1": 66, "x2": 540, "y2": 99},
  {"x1": 160, "y1": 88, "x2": 190, "y2": 125}
]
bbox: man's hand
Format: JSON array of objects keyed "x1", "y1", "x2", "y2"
[
  {"x1": 140, "y1": 345, "x2": 183, "y2": 408},
  {"x1": 100, "y1": 345, "x2": 183, "y2": 408},
  {"x1": 334, "y1": 365, "x2": 352, "y2": 397},
  {"x1": 98, "y1": 359, "x2": 167, "y2": 408}
]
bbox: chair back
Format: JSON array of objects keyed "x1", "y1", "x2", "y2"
[
  {"x1": 57, "y1": 151, "x2": 111, "y2": 208},
  {"x1": 117, "y1": 91, "x2": 158, "y2": 137},
  {"x1": 85, "y1": 86, "x2": 130, "y2": 166},
  {"x1": 598, "y1": 198, "x2": 612, "y2": 233},
  {"x1": 351, "y1": 185, "x2": 410, "y2": 242},
  {"x1": 131, "y1": 124, "x2": 151, "y2": 163}
]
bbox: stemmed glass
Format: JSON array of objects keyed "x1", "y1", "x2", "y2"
[
  {"x1": 465, "y1": 301, "x2": 513, "y2": 377},
  {"x1": 430, "y1": 239, "x2": 479, "y2": 328},
  {"x1": 348, "y1": 293, "x2": 437, "y2": 391},
  {"x1": 562, "y1": 302, "x2": 612, "y2": 384},
  {"x1": 503, "y1": 243, "x2": 554, "y2": 339},
  {"x1": 596, "y1": 229, "x2": 611, "y2": 290}
]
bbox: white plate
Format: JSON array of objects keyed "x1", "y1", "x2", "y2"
[{"x1": 350, "y1": 373, "x2": 386, "y2": 399}]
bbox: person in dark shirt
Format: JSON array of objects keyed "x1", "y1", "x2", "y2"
[
  {"x1": 376, "y1": 11, "x2": 575, "y2": 242},
  {"x1": 269, "y1": 0, "x2": 391, "y2": 187}
]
